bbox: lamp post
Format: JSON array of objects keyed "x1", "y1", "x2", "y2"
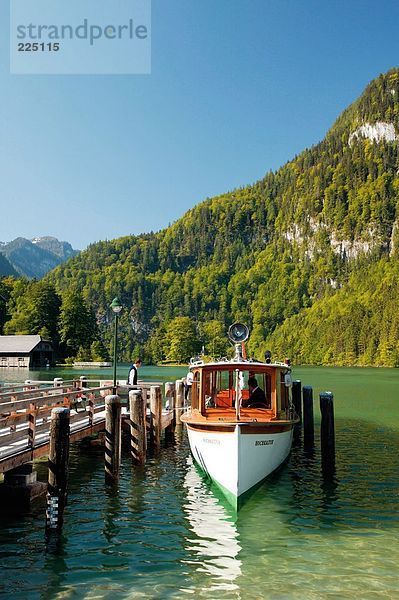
[{"x1": 110, "y1": 297, "x2": 123, "y2": 394}]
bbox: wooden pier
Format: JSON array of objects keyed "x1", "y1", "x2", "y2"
[
  {"x1": 0, "y1": 380, "x2": 109, "y2": 474},
  {"x1": 0, "y1": 377, "x2": 184, "y2": 519},
  {"x1": 0, "y1": 378, "x2": 181, "y2": 474},
  {"x1": 0, "y1": 373, "x2": 335, "y2": 527}
]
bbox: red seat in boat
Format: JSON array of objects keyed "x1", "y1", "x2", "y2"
[{"x1": 215, "y1": 389, "x2": 249, "y2": 408}]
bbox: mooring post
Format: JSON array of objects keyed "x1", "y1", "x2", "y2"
[
  {"x1": 104, "y1": 394, "x2": 121, "y2": 484},
  {"x1": 88, "y1": 392, "x2": 94, "y2": 429},
  {"x1": 46, "y1": 407, "x2": 70, "y2": 533},
  {"x1": 150, "y1": 386, "x2": 162, "y2": 452},
  {"x1": 165, "y1": 382, "x2": 176, "y2": 433},
  {"x1": 77, "y1": 376, "x2": 88, "y2": 412},
  {"x1": 175, "y1": 379, "x2": 184, "y2": 425},
  {"x1": 28, "y1": 402, "x2": 37, "y2": 450},
  {"x1": 302, "y1": 386, "x2": 314, "y2": 446},
  {"x1": 292, "y1": 380, "x2": 302, "y2": 423},
  {"x1": 165, "y1": 382, "x2": 175, "y2": 409},
  {"x1": 320, "y1": 391, "x2": 335, "y2": 470},
  {"x1": 129, "y1": 390, "x2": 146, "y2": 465}
]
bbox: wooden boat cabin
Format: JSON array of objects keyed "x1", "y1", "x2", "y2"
[{"x1": 188, "y1": 358, "x2": 293, "y2": 423}]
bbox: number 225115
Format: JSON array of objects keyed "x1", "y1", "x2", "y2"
[{"x1": 18, "y1": 42, "x2": 60, "y2": 52}]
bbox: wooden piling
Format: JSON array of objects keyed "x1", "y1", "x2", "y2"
[
  {"x1": 165, "y1": 382, "x2": 175, "y2": 409},
  {"x1": 46, "y1": 407, "x2": 70, "y2": 533},
  {"x1": 175, "y1": 379, "x2": 184, "y2": 425},
  {"x1": 88, "y1": 392, "x2": 94, "y2": 429},
  {"x1": 165, "y1": 382, "x2": 176, "y2": 435},
  {"x1": 320, "y1": 391, "x2": 335, "y2": 469},
  {"x1": 28, "y1": 402, "x2": 36, "y2": 450},
  {"x1": 104, "y1": 394, "x2": 121, "y2": 484},
  {"x1": 292, "y1": 380, "x2": 302, "y2": 422},
  {"x1": 149, "y1": 386, "x2": 162, "y2": 452},
  {"x1": 129, "y1": 390, "x2": 146, "y2": 465},
  {"x1": 302, "y1": 386, "x2": 314, "y2": 446}
]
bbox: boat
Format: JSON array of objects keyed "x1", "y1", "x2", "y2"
[{"x1": 181, "y1": 323, "x2": 299, "y2": 509}]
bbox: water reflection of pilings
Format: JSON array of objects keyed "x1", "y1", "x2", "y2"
[
  {"x1": 288, "y1": 429, "x2": 340, "y2": 529},
  {"x1": 127, "y1": 463, "x2": 147, "y2": 515},
  {"x1": 173, "y1": 424, "x2": 185, "y2": 448},
  {"x1": 292, "y1": 424, "x2": 302, "y2": 449},
  {"x1": 320, "y1": 472, "x2": 339, "y2": 508},
  {"x1": 103, "y1": 482, "x2": 122, "y2": 544},
  {"x1": 42, "y1": 535, "x2": 68, "y2": 600}
]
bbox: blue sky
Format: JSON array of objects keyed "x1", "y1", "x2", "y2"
[{"x1": 1, "y1": 0, "x2": 399, "y2": 249}]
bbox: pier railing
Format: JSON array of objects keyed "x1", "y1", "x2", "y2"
[
  {"x1": 0, "y1": 379, "x2": 180, "y2": 474},
  {"x1": 0, "y1": 384, "x2": 108, "y2": 470}
]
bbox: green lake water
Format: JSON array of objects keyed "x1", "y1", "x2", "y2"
[{"x1": 0, "y1": 365, "x2": 399, "y2": 599}]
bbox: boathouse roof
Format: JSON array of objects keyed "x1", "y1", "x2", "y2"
[{"x1": 0, "y1": 335, "x2": 44, "y2": 354}]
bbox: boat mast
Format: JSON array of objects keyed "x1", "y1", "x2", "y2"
[
  {"x1": 235, "y1": 368, "x2": 240, "y2": 421},
  {"x1": 233, "y1": 343, "x2": 243, "y2": 361}
]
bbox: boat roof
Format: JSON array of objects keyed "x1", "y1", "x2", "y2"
[{"x1": 189, "y1": 359, "x2": 289, "y2": 371}]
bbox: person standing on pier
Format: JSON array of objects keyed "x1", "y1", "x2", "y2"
[
  {"x1": 127, "y1": 359, "x2": 142, "y2": 386},
  {"x1": 184, "y1": 369, "x2": 193, "y2": 402}
]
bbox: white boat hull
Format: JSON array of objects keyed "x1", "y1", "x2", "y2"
[{"x1": 186, "y1": 424, "x2": 293, "y2": 504}]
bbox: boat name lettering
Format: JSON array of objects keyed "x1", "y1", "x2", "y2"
[
  {"x1": 202, "y1": 438, "x2": 221, "y2": 445},
  {"x1": 255, "y1": 440, "x2": 274, "y2": 446}
]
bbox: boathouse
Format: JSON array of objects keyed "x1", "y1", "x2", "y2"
[{"x1": 0, "y1": 335, "x2": 54, "y2": 368}]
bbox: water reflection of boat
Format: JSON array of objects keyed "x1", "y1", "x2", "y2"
[
  {"x1": 182, "y1": 459, "x2": 242, "y2": 592},
  {"x1": 181, "y1": 323, "x2": 299, "y2": 509}
]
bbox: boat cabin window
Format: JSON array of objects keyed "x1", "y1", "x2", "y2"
[
  {"x1": 200, "y1": 368, "x2": 273, "y2": 411},
  {"x1": 191, "y1": 370, "x2": 200, "y2": 410},
  {"x1": 280, "y1": 371, "x2": 290, "y2": 413}
]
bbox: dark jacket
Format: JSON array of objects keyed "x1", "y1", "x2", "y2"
[
  {"x1": 127, "y1": 364, "x2": 138, "y2": 385},
  {"x1": 244, "y1": 386, "x2": 267, "y2": 407}
]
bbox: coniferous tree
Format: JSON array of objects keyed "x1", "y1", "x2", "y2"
[
  {"x1": 5, "y1": 280, "x2": 61, "y2": 342},
  {"x1": 165, "y1": 317, "x2": 201, "y2": 363},
  {"x1": 59, "y1": 290, "x2": 98, "y2": 357}
]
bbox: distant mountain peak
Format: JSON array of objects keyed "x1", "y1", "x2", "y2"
[
  {"x1": 30, "y1": 236, "x2": 78, "y2": 259},
  {"x1": 0, "y1": 236, "x2": 79, "y2": 279},
  {"x1": 31, "y1": 236, "x2": 57, "y2": 244}
]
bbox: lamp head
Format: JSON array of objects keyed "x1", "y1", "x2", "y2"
[
  {"x1": 110, "y1": 297, "x2": 123, "y2": 314},
  {"x1": 228, "y1": 322, "x2": 249, "y2": 344}
]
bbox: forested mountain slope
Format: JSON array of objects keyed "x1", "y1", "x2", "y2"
[
  {"x1": 0, "y1": 252, "x2": 17, "y2": 277},
  {"x1": 42, "y1": 68, "x2": 399, "y2": 365}
]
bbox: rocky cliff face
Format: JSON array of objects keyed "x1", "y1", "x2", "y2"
[
  {"x1": 348, "y1": 121, "x2": 398, "y2": 145},
  {"x1": 31, "y1": 237, "x2": 78, "y2": 260}
]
